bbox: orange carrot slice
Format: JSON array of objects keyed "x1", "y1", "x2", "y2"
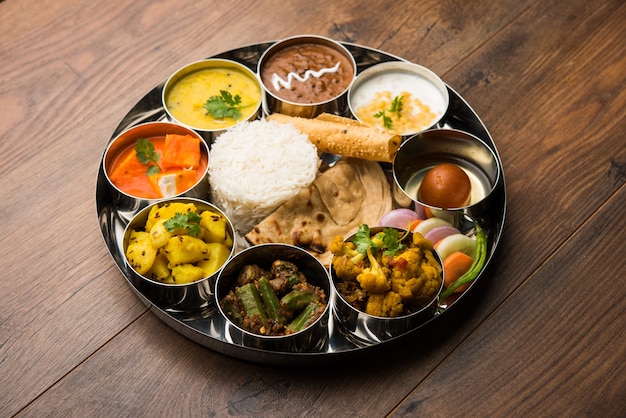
[
  {"x1": 409, "y1": 219, "x2": 423, "y2": 231},
  {"x1": 173, "y1": 169, "x2": 198, "y2": 193},
  {"x1": 161, "y1": 134, "x2": 200, "y2": 169},
  {"x1": 443, "y1": 251, "x2": 474, "y2": 292},
  {"x1": 108, "y1": 150, "x2": 146, "y2": 183}
]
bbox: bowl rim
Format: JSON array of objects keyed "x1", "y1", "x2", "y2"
[
  {"x1": 161, "y1": 58, "x2": 263, "y2": 133},
  {"x1": 122, "y1": 197, "x2": 237, "y2": 288},
  {"x1": 102, "y1": 121, "x2": 209, "y2": 201},
  {"x1": 257, "y1": 34, "x2": 358, "y2": 106},
  {"x1": 215, "y1": 242, "x2": 332, "y2": 340}
]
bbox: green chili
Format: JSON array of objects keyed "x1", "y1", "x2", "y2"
[{"x1": 439, "y1": 223, "x2": 487, "y2": 302}]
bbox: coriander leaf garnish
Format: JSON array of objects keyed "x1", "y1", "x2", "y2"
[
  {"x1": 373, "y1": 95, "x2": 404, "y2": 130},
  {"x1": 353, "y1": 224, "x2": 375, "y2": 254},
  {"x1": 146, "y1": 166, "x2": 160, "y2": 176},
  {"x1": 380, "y1": 228, "x2": 406, "y2": 256},
  {"x1": 163, "y1": 212, "x2": 203, "y2": 237},
  {"x1": 203, "y1": 90, "x2": 244, "y2": 120},
  {"x1": 374, "y1": 110, "x2": 393, "y2": 129},
  {"x1": 352, "y1": 224, "x2": 406, "y2": 257},
  {"x1": 135, "y1": 138, "x2": 160, "y2": 175},
  {"x1": 390, "y1": 95, "x2": 404, "y2": 117},
  {"x1": 135, "y1": 138, "x2": 158, "y2": 164}
]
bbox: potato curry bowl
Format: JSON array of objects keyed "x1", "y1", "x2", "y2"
[
  {"x1": 122, "y1": 197, "x2": 236, "y2": 312},
  {"x1": 330, "y1": 225, "x2": 443, "y2": 344}
]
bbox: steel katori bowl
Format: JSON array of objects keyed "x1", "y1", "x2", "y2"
[
  {"x1": 122, "y1": 197, "x2": 237, "y2": 313},
  {"x1": 162, "y1": 58, "x2": 263, "y2": 142},
  {"x1": 102, "y1": 121, "x2": 210, "y2": 220},
  {"x1": 215, "y1": 243, "x2": 331, "y2": 352},
  {"x1": 257, "y1": 34, "x2": 357, "y2": 118},
  {"x1": 348, "y1": 61, "x2": 449, "y2": 137},
  {"x1": 330, "y1": 226, "x2": 444, "y2": 346},
  {"x1": 393, "y1": 128, "x2": 501, "y2": 220}
]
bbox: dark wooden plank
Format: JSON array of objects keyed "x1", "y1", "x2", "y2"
[
  {"x1": 15, "y1": 305, "x2": 502, "y2": 417},
  {"x1": 3, "y1": 0, "x2": 624, "y2": 416},
  {"x1": 394, "y1": 186, "x2": 626, "y2": 417},
  {"x1": 439, "y1": 0, "x2": 626, "y2": 309},
  {"x1": 1, "y1": 0, "x2": 536, "y2": 415},
  {"x1": 392, "y1": 0, "x2": 626, "y2": 414}
]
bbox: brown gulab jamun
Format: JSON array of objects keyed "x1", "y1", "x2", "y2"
[{"x1": 419, "y1": 163, "x2": 471, "y2": 208}]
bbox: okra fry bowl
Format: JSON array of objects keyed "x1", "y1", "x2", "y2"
[{"x1": 215, "y1": 243, "x2": 331, "y2": 353}]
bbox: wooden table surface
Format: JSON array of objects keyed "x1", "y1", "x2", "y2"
[{"x1": 2, "y1": 0, "x2": 625, "y2": 416}]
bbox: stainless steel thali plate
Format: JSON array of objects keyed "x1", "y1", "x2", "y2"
[{"x1": 96, "y1": 41, "x2": 506, "y2": 366}]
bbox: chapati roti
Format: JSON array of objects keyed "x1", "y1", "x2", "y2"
[{"x1": 245, "y1": 157, "x2": 393, "y2": 266}]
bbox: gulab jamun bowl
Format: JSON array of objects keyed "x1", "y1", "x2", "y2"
[
  {"x1": 257, "y1": 34, "x2": 357, "y2": 118},
  {"x1": 392, "y1": 128, "x2": 501, "y2": 219},
  {"x1": 122, "y1": 197, "x2": 237, "y2": 313},
  {"x1": 162, "y1": 59, "x2": 263, "y2": 142},
  {"x1": 329, "y1": 226, "x2": 444, "y2": 346},
  {"x1": 102, "y1": 121, "x2": 210, "y2": 218},
  {"x1": 348, "y1": 61, "x2": 449, "y2": 137},
  {"x1": 215, "y1": 243, "x2": 331, "y2": 353}
]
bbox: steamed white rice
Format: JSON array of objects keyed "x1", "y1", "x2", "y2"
[{"x1": 208, "y1": 119, "x2": 320, "y2": 233}]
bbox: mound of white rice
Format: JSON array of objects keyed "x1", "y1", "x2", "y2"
[{"x1": 208, "y1": 119, "x2": 320, "y2": 233}]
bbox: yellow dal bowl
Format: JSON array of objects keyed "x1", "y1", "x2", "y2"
[{"x1": 163, "y1": 59, "x2": 262, "y2": 138}]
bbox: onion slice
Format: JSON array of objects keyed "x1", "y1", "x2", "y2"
[
  {"x1": 413, "y1": 217, "x2": 453, "y2": 236},
  {"x1": 434, "y1": 234, "x2": 477, "y2": 260},
  {"x1": 379, "y1": 208, "x2": 420, "y2": 229},
  {"x1": 424, "y1": 225, "x2": 461, "y2": 245}
]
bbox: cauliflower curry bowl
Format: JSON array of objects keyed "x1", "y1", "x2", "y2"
[
  {"x1": 122, "y1": 197, "x2": 236, "y2": 313},
  {"x1": 330, "y1": 224, "x2": 444, "y2": 344}
]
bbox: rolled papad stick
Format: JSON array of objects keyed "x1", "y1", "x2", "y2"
[
  {"x1": 315, "y1": 112, "x2": 363, "y2": 126},
  {"x1": 267, "y1": 113, "x2": 401, "y2": 163}
]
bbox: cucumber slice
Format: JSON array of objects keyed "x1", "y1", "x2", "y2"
[{"x1": 434, "y1": 233, "x2": 476, "y2": 261}]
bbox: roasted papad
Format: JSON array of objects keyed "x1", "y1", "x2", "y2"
[
  {"x1": 267, "y1": 113, "x2": 402, "y2": 163},
  {"x1": 245, "y1": 158, "x2": 392, "y2": 266}
]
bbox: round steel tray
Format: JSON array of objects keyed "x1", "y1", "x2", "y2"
[{"x1": 96, "y1": 41, "x2": 506, "y2": 366}]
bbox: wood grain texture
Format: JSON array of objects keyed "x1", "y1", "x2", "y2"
[
  {"x1": 443, "y1": 0, "x2": 626, "y2": 305},
  {"x1": 394, "y1": 187, "x2": 626, "y2": 417},
  {"x1": 1, "y1": 0, "x2": 624, "y2": 416}
]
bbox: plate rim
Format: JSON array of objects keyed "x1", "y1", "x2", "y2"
[{"x1": 95, "y1": 40, "x2": 507, "y2": 365}]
